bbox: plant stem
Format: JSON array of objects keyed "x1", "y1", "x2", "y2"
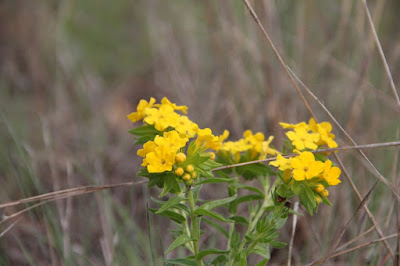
[
  {"x1": 188, "y1": 189, "x2": 202, "y2": 266},
  {"x1": 236, "y1": 177, "x2": 275, "y2": 257}
]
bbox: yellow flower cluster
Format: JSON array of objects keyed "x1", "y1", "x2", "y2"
[
  {"x1": 128, "y1": 97, "x2": 229, "y2": 174},
  {"x1": 138, "y1": 131, "x2": 188, "y2": 173},
  {"x1": 280, "y1": 118, "x2": 337, "y2": 151},
  {"x1": 270, "y1": 151, "x2": 341, "y2": 199},
  {"x1": 220, "y1": 130, "x2": 279, "y2": 162}
]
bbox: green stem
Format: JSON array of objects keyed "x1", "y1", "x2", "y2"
[
  {"x1": 236, "y1": 177, "x2": 275, "y2": 257},
  {"x1": 188, "y1": 189, "x2": 202, "y2": 266}
]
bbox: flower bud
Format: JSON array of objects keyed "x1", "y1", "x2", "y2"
[
  {"x1": 191, "y1": 171, "x2": 197, "y2": 179},
  {"x1": 314, "y1": 184, "x2": 324, "y2": 193},
  {"x1": 175, "y1": 152, "x2": 187, "y2": 164},
  {"x1": 185, "y1": 164, "x2": 194, "y2": 173},
  {"x1": 182, "y1": 173, "x2": 191, "y2": 181},
  {"x1": 175, "y1": 167, "x2": 184, "y2": 176},
  {"x1": 208, "y1": 152, "x2": 216, "y2": 160},
  {"x1": 321, "y1": 189, "x2": 329, "y2": 198}
]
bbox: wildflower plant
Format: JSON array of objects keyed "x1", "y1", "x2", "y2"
[{"x1": 128, "y1": 97, "x2": 341, "y2": 265}]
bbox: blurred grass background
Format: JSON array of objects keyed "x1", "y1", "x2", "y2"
[{"x1": 0, "y1": 0, "x2": 399, "y2": 265}]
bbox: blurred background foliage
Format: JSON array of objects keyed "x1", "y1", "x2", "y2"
[{"x1": 0, "y1": 0, "x2": 399, "y2": 265}]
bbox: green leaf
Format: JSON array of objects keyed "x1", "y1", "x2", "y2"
[
  {"x1": 211, "y1": 255, "x2": 228, "y2": 265},
  {"x1": 159, "y1": 174, "x2": 177, "y2": 197},
  {"x1": 322, "y1": 196, "x2": 331, "y2": 206},
  {"x1": 197, "y1": 248, "x2": 231, "y2": 260},
  {"x1": 196, "y1": 177, "x2": 234, "y2": 185},
  {"x1": 202, "y1": 218, "x2": 229, "y2": 238},
  {"x1": 232, "y1": 183, "x2": 264, "y2": 195},
  {"x1": 229, "y1": 215, "x2": 249, "y2": 225},
  {"x1": 269, "y1": 241, "x2": 287, "y2": 248},
  {"x1": 255, "y1": 259, "x2": 269, "y2": 266},
  {"x1": 155, "y1": 196, "x2": 187, "y2": 214},
  {"x1": 128, "y1": 124, "x2": 159, "y2": 136},
  {"x1": 163, "y1": 257, "x2": 197, "y2": 266},
  {"x1": 194, "y1": 209, "x2": 234, "y2": 223},
  {"x1": 239, "y1": 249, "x2": 247, "y2": 266},
  {"x1": 200, "y1": 195, "x2": 237, "y2": 211},
  {"x1": 165, "y1": 234, "x2": 194, "y2": 254},
  {"x1": 252, "y1": 243, "x2": 270, "y2": 259},
  {"x1": 149, "y1": 208, "x2": 186, "y2": 224},
  {"x1": 298, "y1": 184, "x2": 317, "y2": 215}
]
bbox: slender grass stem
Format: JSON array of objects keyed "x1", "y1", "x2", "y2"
[{"x1": 188, "y1": 189, "x2": 202, "y2": 266}]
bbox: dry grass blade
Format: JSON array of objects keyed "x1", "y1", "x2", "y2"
[
  {"x1": 321, "y1": 179, "x2": 379, "y2": 263},
  {"x1": 287, "y1": 67, "x2": 399, "y2": 201},
  {"x1": 240, "y1": 0, "x2": 396, "y2": 259},
  {"x1": 213, "y1": 141, "x2": 400, "y2": 171},
  {"x1": 335, "y1": 225, "x2": 377, "y2": 252},
  {"x1": 308, "y1": 233, "x2": 399, "y2": 265},
  {"x1": 0, "y1": 218, "x2": 21, "y2": 238},
  {"x1": 0, "y1": 180, "x2": 147, "y2": 210},
  {"x1": 362, "y1": 0, "x2": 400, "y2": 107}
]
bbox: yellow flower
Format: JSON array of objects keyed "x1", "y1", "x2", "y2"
[
  {"x1": 137, "y1": 140, "x2": 157, "y2": 158},
  {"x1": 309, "y1": 118, "x2": 338, "y2": 148},
  {"x1": 144, "y1": 105, "x2": 180, "y2": 131},
  {"x1": 321, "y1": 160, "x2": 341, "y2": 186},
  {"x1": 145, "y1": 145, "x2": 176, "y2": 173},
  {"x1": 286, "y1": 127, "x2": 320, "y2": 150},
  {"x1": 127, "y1": 97, "x2": 156, "y2": 123},
  {"x1": 157, "y1": 97, "x2": 188, "y2": 114},
  {"x1": 172, "y1": 115, "x2": 199, "y2": 138},
  {"x1": 195, "y1": 128, "x2": 221, "y2": 150},
  {"x1": 260, "y1": 136, "x2": 280, "y2": 159},
  {"x1": 291, "y1": 151, "x2": 324, "y2": 181},
  {"x1": 155, "y1": 131, "x2": 188, "y2": 151},
  {"x1": 269, "y1": 154, "x2": 292, "y2": 171},
  {"x1": 279, "y1": 121, "x2": 309, "y2": 130}
]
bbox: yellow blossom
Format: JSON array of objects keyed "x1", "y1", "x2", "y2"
[
  {"x1": 269, "y1": 154, "x2": 292, "y2": 171},
  {"x1": 191, "y1": 172, "x2": 197, "y2": 179},
  {"x1": 127, "y1": 97, "x2": 156, "y2": 123},
  {"x1": 321, "y1": 160, "x2": 341, "y2": 186},
  {"x1": 260, "y1": 136, "x2": 280, "y2": 159},
  {"x1": 157, "y1": 97, "x2": 188, "y2": 114},
  {"x1": 291, "y1": 151, "x2": 324, "y2": 181},
  {"x1": 145, "y1": 145, "x2": 176, "y2": 173},
  {"x1": 309, "y1": 118, "x2": 338, "y2": 148},
  {"x1": 195, "y1": 128, "x2": 221, "y2": 150},
  {"x1": 144, "y1": 105, "x2": 180, "y2": 131},
  {"x1": 279, "y1": 121, "x2": 309, "y2": 130},
  {"x1": 286, "y1": 127, "x2": 320, "y2": 150},
  {"x1": 137, "y1": 140, "x2": 157, "y2": 158},
  {"x1": 172, "y1": 115, "x2": 199, "y2": 138},
  {"x1": 154, "y1": 131, "x2": 188, "y2": 151}
]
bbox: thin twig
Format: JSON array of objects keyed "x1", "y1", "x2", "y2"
[
  {"x1": 308, "y1": 233, "x2": 400, "y2": 265},
  {"x1": 0, "y1": 180, "x2": 147, "y2": 210},
  {"x1": 362, "y1": 0, "x2": 400, "y2": 107},
  {"x1": 213, "y1": 141, "x2": 400, "y2": 171}
]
